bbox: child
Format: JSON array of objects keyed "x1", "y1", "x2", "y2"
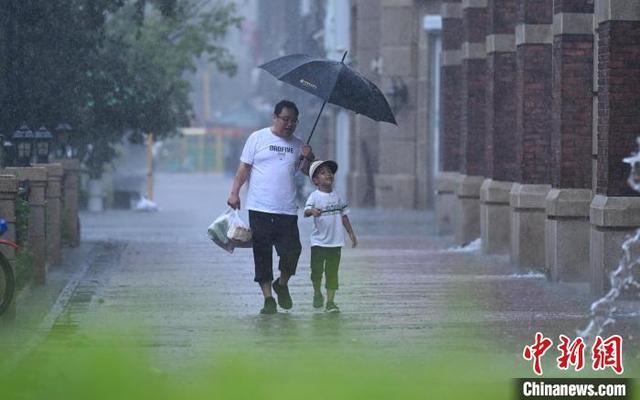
[{"x1": 304, "y1": 160, "x2": 357, "y2": 313}]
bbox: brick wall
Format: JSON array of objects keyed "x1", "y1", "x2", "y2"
[
  {"x1": 461, "y1": 6, "x2": 487, "y2": 177},
  {"x1": 515, "y1": 0, "x2": 553, "y2": 185},
  {"x1": 516, "y1": 44, "x2": 553, "y2": 184},
  {"x1": 553, "y1": 0, "x2": 591, "y2": 13},
  {"x1": 551, "y1": 12, "x2": 593, "y2": 189},
  {"x1": 441, "y1": 0, "x2": 463, "y2": 172},
  {"x1": 596, "y1": 21, "x2": 640, "y2": 196},
  {"x1": 441, "y1": 66, "x2": 462, "y2": 172},
  {"x1": 518, "y1": 0, "x2": 553, "y2": 23},
  {"x1": 485, "y1": 0, "x2": 517, "y2": 182},
  {"x1": 486, "y1": 53, "x2": 518, "y2": 181},
  {"x1": 488, "y1": 0, "x2": 517, "y2": 34}
]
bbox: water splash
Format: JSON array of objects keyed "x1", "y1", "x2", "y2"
[
  {"x1": 444, "y1": 238, "x2": 481, "y2": 253},
  {"x1": 508, "y1": 271, "x2": 546, "y2": 279},
  {"x1": 578, "y1": 138, "x2": 640, "y2": 342}
]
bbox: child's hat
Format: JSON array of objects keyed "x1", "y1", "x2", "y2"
[{"x1": 309, "y1": 160, "x2": 338, "y2": 181}]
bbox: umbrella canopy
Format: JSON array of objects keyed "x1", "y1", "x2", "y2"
[{"x1": 259, "y1": 52, "x2": 397, "y2": 143}]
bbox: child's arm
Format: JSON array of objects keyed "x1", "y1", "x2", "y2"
[
  {"x1": 342, "y1": 215, "x2": 357, "y2": 248},
  {"x1": 304, "y1": 208, "x2": 322, "y2": 217},
  {"x1": 303, "y1": 193, "x2": 321, "y2": 217}
]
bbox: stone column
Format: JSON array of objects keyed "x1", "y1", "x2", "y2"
[
  {"x1": 4, "y1": 167, "x2": 48, "y2": 285},
  {"x1": 480, "y1": 0, "x2": 517, "y2": 254},
  {"x1": 348, "y1": 0, "x2": 381, "y2": 207},
  {"x1": 436, "y1": 0, "x2": 463, "y2": 235},
  {"x1": 546, "y1": 189, "x2": 592, "y2": 281},
  {"x1": 455, "y1": 0, "x2": 487, "y2": 245},
  {"x1": 546, "y1": 1, "x2": 594, "y2": 282},
  {"x1": 35, "y1": 163, "x2": 63, "y2": 265},
  {"x1": 436, "y1": 172, "x2": 459, "y2": 235},
  {"x1": 60, "y1": 159, "x2": 80, "y2": 247},
  {"x1": 510, "y1": 0, "x2": 553, "y2": 269},
  {"x1": 590, "y1": 0, "x2": 640, "y2": 295},
  {"x1": 374, "y1": 1, "x2": 419, "y2": 208}
]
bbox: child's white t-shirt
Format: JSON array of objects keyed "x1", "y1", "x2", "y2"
[
  {"x1": 304, "y1": 189, "x2": 350, "y2": 247},
  {"x1": 240, "y1": 127, "x2": 304, "y2": 215}
]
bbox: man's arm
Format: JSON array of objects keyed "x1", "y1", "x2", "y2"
[{"x1": 227, "y1": 162, "x2": 252, "y2": 209}]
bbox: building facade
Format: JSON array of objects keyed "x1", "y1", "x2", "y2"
[{"x1": 435, "y1": 0, "x2": 640, "y2": 295}]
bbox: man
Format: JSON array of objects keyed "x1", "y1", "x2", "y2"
[{"x1": 227, "y1": 100, "x2": 314, "y2": 314}]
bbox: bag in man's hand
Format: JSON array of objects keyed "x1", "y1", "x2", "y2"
[{"x1": 207, "y1": 208, "x2": 252, "y2": 253}]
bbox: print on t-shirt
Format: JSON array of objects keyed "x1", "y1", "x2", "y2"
[{"x1": 269, "y1": 144, "x2": 294, "y2": 160}]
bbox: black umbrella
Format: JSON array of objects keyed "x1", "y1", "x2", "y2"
[{"x1": 259, "y1": 51, "x2": 397, "y2": 144}]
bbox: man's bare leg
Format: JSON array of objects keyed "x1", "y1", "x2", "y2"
[{"x1": 260, "y1": 281, "x2": 272, "y2": 298}]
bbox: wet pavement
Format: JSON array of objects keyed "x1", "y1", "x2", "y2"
[{"x1": 2, "y1": 172, "x2": 639, "y2": 378}]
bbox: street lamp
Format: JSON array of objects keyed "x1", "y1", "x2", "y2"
[
  {"x1": 12, "y1": 124, "x2": 34, "y2": 167},
  {"x1": 2, "y1": 137, "x2": 14, "y2": 168},
  {"x1": 34, "y1": 126, "x2": 53, "y2": 164},
  {"x1": 54, "y1": 122, "x2": 73, "y2": 158}
]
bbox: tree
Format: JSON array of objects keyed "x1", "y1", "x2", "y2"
[{"x1": 0, "y1": 0, "x2": 241, "y2": 178}]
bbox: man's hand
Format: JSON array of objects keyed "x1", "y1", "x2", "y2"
[
  {"x1": 301, "y1": 144, "x2": 313, "y2": 160},
  {"x1": 299, "y1": 145, "x2": 315, "y2": 175},
  {"x1": 227, "y1": 193, "x2": 241, "y2": 210}
]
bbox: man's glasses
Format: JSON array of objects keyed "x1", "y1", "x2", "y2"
[{"x1": 277, "y1": 116, "x2": 298, "y2": 124}]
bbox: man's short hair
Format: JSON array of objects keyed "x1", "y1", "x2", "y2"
[{"x1": 274, "y1": 100, "x2": 299, "y2": 117}]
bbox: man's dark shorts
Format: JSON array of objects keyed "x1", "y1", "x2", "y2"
[{"x1": 249, "y1": 210, "x2": 302, "y2": 283}]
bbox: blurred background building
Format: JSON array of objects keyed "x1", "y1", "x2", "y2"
[{"x1": 169, "y1": 0, "x2": 443, "y2": 211}]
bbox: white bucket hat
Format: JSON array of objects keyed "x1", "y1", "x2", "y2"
[{"x1": 309, "y1": 160, "x2": 338, "y2": 182}]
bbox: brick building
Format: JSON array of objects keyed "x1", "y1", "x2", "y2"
[{"x1": 436, "y1": 0, "x2": 640, "y2": 294}]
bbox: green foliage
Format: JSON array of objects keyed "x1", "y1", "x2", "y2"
[
  {"x1": 15, "y1": 197, "x2": 29, "y2": 248},
  {"x1": 0, "y1": 0, "x2": 241, "y2": 178},
  {"x1": 14, "y1": 247, "x2": 34, "y2": 290},
  {"x1": 0, "y1": 330, "x2": 520, "y2": 400}
]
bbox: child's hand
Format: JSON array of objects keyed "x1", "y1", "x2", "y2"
[
  {"x1": 309, "y1": 208, "x2": 322, "y2": 217},
  {"x1": 349, "y1": 232, "x2": 358, "y2": 248}
]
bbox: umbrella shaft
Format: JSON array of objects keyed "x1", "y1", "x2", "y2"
[
  {"x1": 307, "y1": 52, "x2": 346, "y2": 144},
  {"x1": 307, "y1": 100, "x2": 327, "y2": 145}
]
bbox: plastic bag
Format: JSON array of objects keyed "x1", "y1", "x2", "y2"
[{"x1": 207, "y1": 208, "x2": 252, "y2": 253}]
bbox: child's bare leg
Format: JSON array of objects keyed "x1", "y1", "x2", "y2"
[{"x1": 326, "y1": 289, "x2": 336, "y2": 303}]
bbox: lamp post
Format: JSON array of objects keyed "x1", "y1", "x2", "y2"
[
  {"x1": 12, "y1": 124, "x2": 34, "y2": 167},
  {"x1": 54, "y1": 122, "x2": 73, "y2": 158},
  {"x1": 34, "y1": 126, "x2": 53, "y2": 164},
  {"x1": 0, "y1": 134, "x2": 13, "y2": 168}
]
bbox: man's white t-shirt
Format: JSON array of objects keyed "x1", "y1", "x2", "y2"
[
  {"x1": 304, "y1": 190, "x2": 350, "y2": 247},
  {"x1": 240, "y1": 127, "x2": 304, "y2": 215}
]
